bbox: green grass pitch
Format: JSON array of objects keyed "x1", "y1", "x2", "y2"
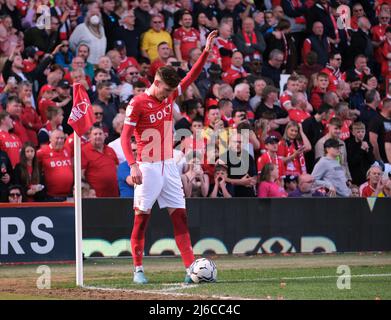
[{"x1": 1, "y1": 253, "x2": 391, "y2": 300}]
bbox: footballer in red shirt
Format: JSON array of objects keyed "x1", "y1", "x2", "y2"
[
  {"x1": 173, "y1": 12, "x2": 201, "y2": 62},
  {"x1": 36, "y1": 129, "x2": 73, "y2": 198},
  {"x1": 120, "y1": 30, "x2": 218, "y2": 285}
]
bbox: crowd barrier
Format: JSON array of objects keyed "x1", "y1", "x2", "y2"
[{"x1": 1, "y1": 198, "x2": 390, "y2": 263}]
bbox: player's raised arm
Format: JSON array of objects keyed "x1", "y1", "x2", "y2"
[{"x1": 177, "y1": 30, "x2": 218, "y2": 95}]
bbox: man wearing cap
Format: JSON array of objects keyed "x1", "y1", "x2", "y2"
[
  {"x1": 311, "y1": 138, "x2": 351, "y2": 197},
  {"x1": 141, "y1": 14, "x2": 173, "y2": 61},
  {"x1": 23, "y1": 46, "x2": 45, "y2": 73},
  {"x1": 314, "y1": 117, "x2": 351, "y2": 181},
  {"x1": 257, "y1": 135, "x2": 285, "y2": 178}
]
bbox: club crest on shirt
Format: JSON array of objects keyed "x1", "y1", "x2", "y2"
[{"x1": 148, "y1": 103, "x2": 153, "y2": 109}]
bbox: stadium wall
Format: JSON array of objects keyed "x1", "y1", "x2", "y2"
[{"x1": 1, "y1": 198, "x2": 390, "y2": 263}]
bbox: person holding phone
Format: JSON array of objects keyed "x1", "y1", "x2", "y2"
[{"x1": 277, "y1": 121, "x2": 312, "y2": 177}]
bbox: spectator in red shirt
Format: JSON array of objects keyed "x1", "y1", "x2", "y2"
[
  {"x1": 0, "y1": 110, "x2": 22, "y2": 167},
  {"x1": 38, "y1": 107, "x2": 64, "y2": 146},
  {"x1": 372, "y1": 10, "x2": 390, "y2": 66},
  {"x1": 37, "y1": 129, "x2": 73, "y2": 200},
  {"x1": 321, "y1": 52, "x2": 344, "y2": 92},
  {"x1": 38, "y1": 85, "x2": 71, "y2": 123},
  {"x1": 280, "y1": 75, "x2": 300, "y2": 111},
  {"x1": 149, "y1": 41, "x2": 171, "y2": 78},
  {"x1": 222, "y1": 51, "x2": 248, "y2": 86},
  {"x1": 288, "y1": 92, "x2": 312, "y2": 124},
  {"x1": 81, "y1": 125, "x2": 119, "y2": 197},
  {"x1": 216, "y1": 22, "x2": 237, "y2": 72},
  {"x1": 173, "y1": 11, "x2": 201, "y2": 63},
  {"x1": 257, "y1": 135, "x2": 285, "y2": 178},
  {"x1": 19, "y1": 81, "x2": 41, "y2": 146},
  {"x1": 310, "y1": 72, "x2": 329, "y2": 111},
  {"x1": 360, "y1": 164, "x2": 384, "y2": 197},
  {"x1": 379, "y1": 26, "x2": 391, "y2": 78},
  {"x1": 6, "y1": 96, "x2": 29, "y2": 144},
  {"x1": 277, "y1": 121, "x2": 312, "y2": 176}
]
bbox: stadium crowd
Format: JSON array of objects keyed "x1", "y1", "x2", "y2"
[{"x1": 0, "y1": 0, "x2": 391, "y2": 202}]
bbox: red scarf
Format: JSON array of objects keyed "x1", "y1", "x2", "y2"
[
  {"x1": 242, "y1": 30, "x2": 261, "y2": 61},
  {"x1": 286, "y1": 140, "x2": 307, "y2": 176}
]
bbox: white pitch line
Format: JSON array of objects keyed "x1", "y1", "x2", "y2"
[
  {"x1": 83, "y1": 273, "x2": 391, "y2": 300},
  {"x1": 83, "y1": 285, "x2": 256, "y2": 300},
  {"x1": 215, "y1": 273, "x2": 391, "y2": 283}
]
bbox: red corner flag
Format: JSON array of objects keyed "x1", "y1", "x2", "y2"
[{"x1": 68, "y1": 83, "x2": 96, "y2": 137}]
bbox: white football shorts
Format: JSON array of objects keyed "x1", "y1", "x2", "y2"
[{"x1": 133, "y1": 159, "x2": 186, "y2": 212}]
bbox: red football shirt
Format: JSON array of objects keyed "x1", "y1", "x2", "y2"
[
  {"x1": 257, "y1": 151, "x2": 285, "y2": 178},
  {"x1": 280, "y1": 90, "x2": 293, "y2": 110},
  {"x1": 361, "y1": 184, "x2": 375, "y2": 197},
  {"x1": 81, "y1": 142, "x2": 119, "y2": 197},
  {"x1": 38, "y1": 98, "x2": 57, "y2": 123},
  {"x1": 173, "y1": 27, "x2": 200, "y2": 62},
  {"x1": 215, "y1": 37, "x2": 237, "y2": 71},
  {"x1": 0, "y1": 130, "x2": 22, "y2": 168},
  {"x1": 288, "y1": 108, "x2": 311, "y2": 123},
  {"x1": 37, "y1": 144, "x2": 74, "y2": 197},
  {"x1": 124, "y1": 50, "x2": 209, "y2": 163}
]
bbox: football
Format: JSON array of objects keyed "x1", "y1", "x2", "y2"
[{"x1": 189, "y1": 258, "x2": 217, "y2": 283}]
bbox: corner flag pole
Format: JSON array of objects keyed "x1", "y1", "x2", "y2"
[
  {"x1": 69, "y1": 83, "x2": 96, "y2": 287},
  {"x1": 74, "y1": 132, "x2": 83, "y2": 286}
]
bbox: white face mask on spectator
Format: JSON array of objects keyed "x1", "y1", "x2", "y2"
[{"x1": 90, "y1": 15, "x2": 101, "y2": 25}]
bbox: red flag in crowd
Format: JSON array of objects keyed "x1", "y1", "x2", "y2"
[{"x1": 68, "y1": 83, "x2": 96, "y2": 137}]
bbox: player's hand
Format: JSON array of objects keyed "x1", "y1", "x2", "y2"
[
  {"x1": 131, "y1": 163, "x2": 143, "y2": 185},
  {"x1": 204, "y1": 30, "x2": 218, "y2": 52}
]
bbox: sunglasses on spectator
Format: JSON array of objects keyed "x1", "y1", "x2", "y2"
[
  {"x1": 9, "y1": 193, "x2": 21, "y2": 197},
  {"x1": 94, "y1": 112, "x2": 103, "y2": 116},
  {"x1": 129, "y1": 72, "x2": 139, "y2": 75},
  {"x1": 153, "y1": 21, "x2": 163, "y2": 23}
]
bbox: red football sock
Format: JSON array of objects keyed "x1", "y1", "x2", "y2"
[
  {"x1": 170, "y1": 208, "x2": 195, "y2": 268},
  {"x1": 130, "y1": 211, "x2": 151, "y2": 267}
]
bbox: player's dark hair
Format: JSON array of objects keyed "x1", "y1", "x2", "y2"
[{"x1": 156, "y1": 66, "x2": 181, "y2": 88}]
